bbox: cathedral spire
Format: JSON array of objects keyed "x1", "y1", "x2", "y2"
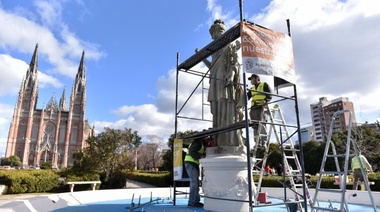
[
  {"x1": 24, "y1": 44, "x2": 39, "y2": 91},
  {"x1": 76, "y1": 51, "x2": 86, "y2": 81},
  {"x1": 72, "y1": 51, "x2": 86, "y2": 94},
  {"x1": 28, "y1": 43, "x2": 38, "y2": 75},
  {"x1": 46, "y1": 92, "x2": 57, "y2": 112},
  {"x1": 59, "y1": 87, "x2": 67, "y2": 111},
  {"x1": 69, "y1": 50, "x2": 86, "y2": 116},
  {"x1": 18, "y1": 44, "x2": 39, "y2": 111}
]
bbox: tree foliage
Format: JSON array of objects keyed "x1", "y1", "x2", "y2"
[
  {"x1": 301, "y1": 141, "x2": 325, "y2": 175},
  {"x1": 5, "y1": 155, "x2": 22, "y2": 167},
  {"x1": 299, "y1": 125, "x2": 380, "y2": 174},
  {"x1": 160, "y1": 126, "x2": 380, "y2": 178},
  {"x1": 350, "y1": 125, "x2": 380, "y2": 160},
  {"x1": 72, "y1": 127, "x2": 142, "y2": 187}
]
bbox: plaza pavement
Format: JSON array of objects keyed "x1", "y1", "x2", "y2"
[
  {"x1": 0, "y1": 181, "x2": 379, "y2": 212},
  {"x1": 0, "y1": 180, "x2": 158, "y2": 211}
]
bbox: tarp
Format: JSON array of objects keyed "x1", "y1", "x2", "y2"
[
  {"x1": 241, "y1": 22, "x2": 296, "y2": 88},
  {"x1": 173, "y1": 138, "x2": 183, "y2": 181}
]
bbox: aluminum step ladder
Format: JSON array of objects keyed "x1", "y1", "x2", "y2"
[
  {"x1": 311, "y1": 109, "x2": 376, "y2": 212},
  {"x1": 252, "y1": 104, "x2": 312, "y2": 211}
]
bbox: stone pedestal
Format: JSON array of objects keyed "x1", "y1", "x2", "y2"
[{"x1": 200, "y1": 146, "x2": 256, "y2": 212}]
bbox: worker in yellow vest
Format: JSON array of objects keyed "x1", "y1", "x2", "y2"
[
  {"x1": 351, "y1": 153, "x2": 373, "y2": 190},
  {"x1": 184, "y1": 136, "x2": 208, "y2": 207},
  {"x1": 247, "y1": 74, "x2": 272, "y2": 147}
]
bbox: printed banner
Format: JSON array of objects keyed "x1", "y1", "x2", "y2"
[
  {"x1": 241, "y1": 22, "x2": 296, "y2": 86},
  {"x1": 173, "y1": 138, "x2": 183, "y2": 181}
]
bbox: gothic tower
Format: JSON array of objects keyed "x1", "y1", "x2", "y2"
[{"x1": 5, "y1": 44, "x2": 93, "y2": 168}]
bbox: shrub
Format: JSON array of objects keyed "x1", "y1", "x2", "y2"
[
  {"x1": 126, "y1": 170, "x2": 171, "y2": 187},
  {"x1": 40, "y1": 162, "x2": 52, "y2": 170},
  {"x1": 0, "y1": 170, "x2": 59, "y2": 194}
]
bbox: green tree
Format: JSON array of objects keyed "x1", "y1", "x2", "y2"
[
  {"x1": 160, "y1": 130, "x2": 197, "y2": 174},
  {"x1": 299, "y1": 125, "x2": 380, "y2": 174},
  {"x1": 253, "y1": 143, "x2": 281, "y2": 171},
  {"x1": 72, "y1": 127, "x2": 142, "y2": 188},
  {"x1": 350, "y1": 125, "x2": 380, "y2": 160},
  {"x1": 330, "y1": 125, "x2": 380, "y2": 170},
  {"x1": 301, "y1": 140, "x2": 324, "y2": 175},
  {"x1": 6, "y1": 155, "x2": 21, "y2": 167}
]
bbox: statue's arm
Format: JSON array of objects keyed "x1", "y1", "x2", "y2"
[
  {"x1": 202, "y1": 58, "x2": 212, "y2": 68},
  {"x1": 195, "y1": 48, "x2": 212, "y2": 68}
]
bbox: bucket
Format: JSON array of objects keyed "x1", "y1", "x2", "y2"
[
  {"x1": 258, "y1": 192, "x2": 267, "y2": 203},
  {"x1": 334, "y1": 176, "x2": 340, "y2": 183},
  {"x1": 334, "y1": 175, "x2": 348, "y2": 183}
]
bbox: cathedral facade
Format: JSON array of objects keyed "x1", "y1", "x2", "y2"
[{"x1": 5, "y1": 44, "x2": 93, "y2": 168}]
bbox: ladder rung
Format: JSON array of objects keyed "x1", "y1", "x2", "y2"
[
  {"x1": 274, "y1": 131, "x2": 287, "y2": 135},
  {"x1": 319, "y1": 171, "x2": 344, "y2": 175},
  {"x1": 285, "y1": 156, "x2": 296, "y2": 159},
  {"x1": 326, "y1": 154, "x2": 345, "y2": 158},
  {"x1": 316, "y1": 188, "x2": 343, "y2": 193},
  {"x1": 291, "y1": 174, "x2": 305, "y2": 177},
  {"x1": 284, "y1": 148, "x2": 298, "y2": 152}
]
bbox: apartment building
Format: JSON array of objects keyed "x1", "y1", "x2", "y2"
[{"x1": 310, "y1": 97, "x2": 356, "y2": 142}]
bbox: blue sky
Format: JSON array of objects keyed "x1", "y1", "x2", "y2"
[{"x1": 1, "y1": 0, "x2": 380, "y2": 156}]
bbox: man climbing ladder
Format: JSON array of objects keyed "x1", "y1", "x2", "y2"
[
  {"x1": 247, "y1": 73, "x2": 272, "y2": 147},
  {"x1": 251, "y1": 103, "x2": 313, "y2": 210}
]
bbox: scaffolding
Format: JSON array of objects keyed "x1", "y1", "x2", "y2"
[{"x1": 174, "y1": 20, "x2": 310, "y2": 211}]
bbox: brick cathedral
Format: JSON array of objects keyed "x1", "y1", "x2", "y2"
[{"x1": 5, "y1": 44, "x2": 93, "y2": 168}]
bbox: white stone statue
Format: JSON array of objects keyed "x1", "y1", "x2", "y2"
[{"x1": 201, "y1": 19, "x2": 244, "y2": 147}]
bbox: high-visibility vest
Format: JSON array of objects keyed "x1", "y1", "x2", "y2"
[
  {"x1": 184, "y1": 141, "x2": 204, "y2": 165},
  {"x1": 351, "y1": 155, "x2": 367, "y2": 170},
  {"x1": 251, "y1": 82, "x2": 266, "y2": 107}
]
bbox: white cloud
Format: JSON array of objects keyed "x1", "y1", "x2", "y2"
[
  {"x1": 0, "y1": 103, "x2": 14, "y2": 156},
  {"x1": 113, "y1": 0, "x2": 380, "y2": 139},
  {"x1": 0, "y1": 54, "x2": 63, "y2": 96},
  {"x1": 95, "y1": 104, "x2": 175, "y2": 139},
  {"x1": 1, "y1": 0, "x2": 380, "y2": 154},
  {"x1": 34, "y1": 0, "x2": 63, "y2": 27},
  {"x1": 249, "y1": 0, "x2": 380, "y2": 124},
  {"x1": 0, "y1": 4, "x2": 105, "y2": 79},
  {"x1": 0, "y1": 1, "x2": 105, "y2": 155},
  {"x1": 98, "y1": 67, "x2": 213, "y2": 140},
  {"x1": 0, "y1": 55, "x2": 26, "y2": 96},
  {"x1": 206, "y1": 0, "x2": 239, "y2": 29}
]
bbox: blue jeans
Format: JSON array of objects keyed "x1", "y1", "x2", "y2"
[{"x1": 185, "y1": 162, "x2": 200, "y2": 204}]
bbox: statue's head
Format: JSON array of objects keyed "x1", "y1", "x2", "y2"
[{"x1": 209, "y1": 19, "x2": 226, "y2": 39}]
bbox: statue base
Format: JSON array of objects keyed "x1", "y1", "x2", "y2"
[{"x1": 200, "y1": 146, "x2": 255, "y2": 212}]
